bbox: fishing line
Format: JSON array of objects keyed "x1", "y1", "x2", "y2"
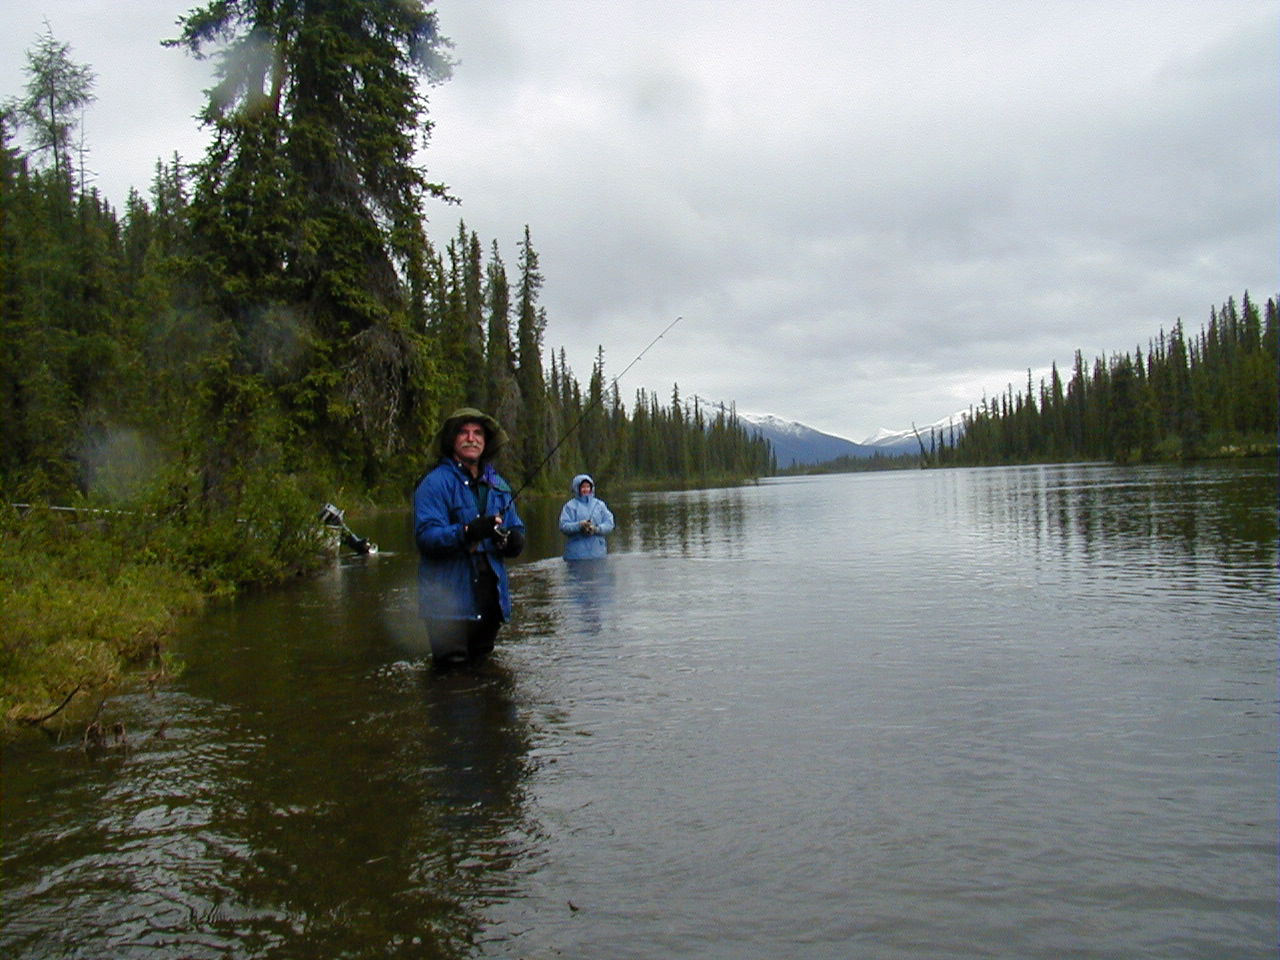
[
  {"x1": 509, "y1": 314, "x2": 684, "y2": 502},
  {"x1": 12, "y1": 500, "x2": 377, "y2": 555}
]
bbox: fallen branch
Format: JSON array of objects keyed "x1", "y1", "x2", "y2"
[{"x1": 17, "y1": 683, "x2": 84, "y2": 727}]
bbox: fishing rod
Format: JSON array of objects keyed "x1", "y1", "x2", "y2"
[{"x1": 509, "y1": 314, "x2": 684, "y2": 503}]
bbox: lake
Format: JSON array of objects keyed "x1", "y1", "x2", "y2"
[{"x1": 2, "y1": 461, "x2": 1276, "y2": 959}]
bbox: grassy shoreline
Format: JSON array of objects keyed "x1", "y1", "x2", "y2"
[
  {"x1": 0, "y1": 500, "x2": 332, "y2": 739},
  {"x1": 0, "y1": 509, "x2": 202, "y2": 736},
  {"x1": 5, "y1": 450, "x2": 1266, "y2": 739},
  {"x1": 0, "y1": 474, "x2": 760, "y2": 738}
]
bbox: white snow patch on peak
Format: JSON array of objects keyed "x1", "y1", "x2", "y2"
[
  {"x1": 861, "y1": 411, "x2": 970, "y2": 446},
  {"x1": 738, "y1": 412, "x2": 808, "y2": 436},
  {"x1": 865, "y1": 426, "x2": 902, "y2": 444}
]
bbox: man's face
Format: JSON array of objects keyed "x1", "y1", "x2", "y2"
[
  {"x1": 579, "y1": 480, "x2": 593, "y2": 497},
  {"x1": 453, "y1": 422, "x2": 486, "y2": 465}
]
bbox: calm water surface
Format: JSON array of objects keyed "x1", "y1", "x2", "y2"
[{"x1": 3, "y1": 462, "x2": 1276, "y2": 959}]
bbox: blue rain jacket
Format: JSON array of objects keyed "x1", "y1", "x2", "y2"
[
  {"x1": 558, "y1": 474, "x2": 615, "y2": 560},
  {"x1": 414, "y1": 458, "x2": 524, "y2": 621}
]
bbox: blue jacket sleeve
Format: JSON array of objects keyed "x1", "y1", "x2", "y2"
[
  {"x1": 594, "y1": 501, "x2": 615, "y2": 535},
  {"x1": 558, "y1": 500, "x2": 581, "y2": 535},
  {"x1": 414, "y1": 471, "x2": 467, "y2": 558}
]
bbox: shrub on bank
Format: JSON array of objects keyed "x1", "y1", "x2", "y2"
[
  {"x1": 0, "y1": 506, "x2": 202, "y2": 730},
  {"x1": 0, "y1": 479, "x2": 333, "y2": 736}
]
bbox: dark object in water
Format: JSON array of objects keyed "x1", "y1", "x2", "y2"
[{"x1": 318, "y1": 503, "x2": 377, "y2": 555}]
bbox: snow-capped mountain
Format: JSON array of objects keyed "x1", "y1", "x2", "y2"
[
  {"x1": 859, "y1": 411, "x2": 970, "y2": 454},
  {"x1": 738, "y1": 413, "x2": 876, "y2": 467},
  {"x1": 738, "y1": 410, "x2": 969, "y2": 466}
]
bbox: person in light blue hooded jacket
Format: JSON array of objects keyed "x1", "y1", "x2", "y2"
[{"x1": 558, "y1": 474, "x2": 615, "y2": 560}]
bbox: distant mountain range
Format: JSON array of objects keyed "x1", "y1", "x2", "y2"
[{"x1": 738, "y1": 411, "x2": 968, "y2": 467}]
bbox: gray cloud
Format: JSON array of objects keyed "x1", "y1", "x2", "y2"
[{"x1": 3, "y1": 0, "x2": 1274, "y2": 441}]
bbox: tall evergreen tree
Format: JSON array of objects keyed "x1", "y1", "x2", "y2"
[
  {"x1": 579, "y1": 346, "x2": 611, "y2": 474},
  {"x1": 5, "y1": 23, "x2": 95, "y2": 184},
  {"x1": 0, "y1": 34, "x2": 142, "y2": 498},
  {"x1": 484, "y1": 240, "x2": 520, "y2": 439},
  {"x1": 167, "y1": 0, "x2": 454, "y2": 484},
  {"x1": 513, "y1": 226, "x2": 548, "y2": 485},
  {"x1": 459, "y1": 225, "x2": 486, "y2": 408}
]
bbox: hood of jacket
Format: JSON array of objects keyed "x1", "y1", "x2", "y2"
[
  {"x1": 570, "y1": 473, "x2": 595, "y2": 498},
  {"x1": 433, "y1": 407, "x2": 510, "y2": 463}
]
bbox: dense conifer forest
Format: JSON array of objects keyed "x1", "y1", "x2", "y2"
[
  {"x1": 923, "y1": 293, "x2": 1277, "y2": 466},
  {"x1": 0, "y1": 6, "x2": 768, "y2": 726},
  {"x1": 1, "y1": 10, "x2": 770, "y2": 527}
]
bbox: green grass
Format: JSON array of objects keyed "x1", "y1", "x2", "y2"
[
  {"x1": 0, "y1": 489, "x2": 333, "y2": 737},
  {"x1": 0, "y1": 507, "x2": 208, "y2": 733}
]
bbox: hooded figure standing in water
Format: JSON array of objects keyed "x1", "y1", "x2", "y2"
[
  {"x1": 558, "y1": 474, "x2": 615, "y2": 560},
  {"x1": 414, "y1": 408, "x2": 525, "y2": 666}
]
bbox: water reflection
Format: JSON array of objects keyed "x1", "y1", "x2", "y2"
[
  {"x1": 622, "y1": 486, "x2": 751, "y2": 557},
  {"x1": 960, "y1": 462, "x2": 1277, "y2": 588},
  {"x1": 213, "y1": 662, "x2": 532, "y2": 959},
  {"x1": 562, "y1": 561, "x2": 617, "y2": 637},
  {"x1": 4, "y1": 466, "x2": 1275, "y2": 959},
  {"x1": 1, "y1": 570, "x2": 537, "y2": 959}
]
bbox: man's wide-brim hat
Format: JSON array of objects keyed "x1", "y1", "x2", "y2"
[{"x1": 434, "y1": 407, "x2": 510, "y2": 461}]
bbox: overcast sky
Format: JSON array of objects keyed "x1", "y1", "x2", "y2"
[{"x1": 3, "y1": 1, "x2": 1276, "y2": 441}]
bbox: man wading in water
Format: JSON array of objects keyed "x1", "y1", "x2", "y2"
[{"x1": 414, "y1": 408, "x2": 525, "y2": 666}]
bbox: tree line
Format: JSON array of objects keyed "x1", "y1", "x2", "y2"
[
  {"x1": 929, "y1": 293, "x2": 1278, "y2": 466},
  {"x1": 1, "y1": 8, "x2": 769, "y2": 544}
]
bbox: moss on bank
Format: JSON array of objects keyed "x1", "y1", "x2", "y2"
[
  {"x1": 0, "y1": 512, "x2": 197, "y2": 733},
  {"x1": 0, "y1": 497, "x2": 332, "y2": 739}
]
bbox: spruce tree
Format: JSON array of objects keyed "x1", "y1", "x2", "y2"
[
  {"x1": 484, "y1": 241, "x2": 520, "y2": 442},
  {"x1": 5, "y1": 23, "x2": 95, "y2": 185},
  {"x1": 167, "y1": 0, "x2": 454, "y2": 485},
  {"x1": 513, "y1": 226, "x2": 548, "y2": 486},
  {"x1": 461, "y1": 227, "x2": 486, "y2": 408}
]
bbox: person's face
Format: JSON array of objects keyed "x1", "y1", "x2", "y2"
[
  {"x1": 579, "y1": 480, "x2": 593, "y2": 497},
  {"x1": 453, "y1": 422, "x2": 486, "y2": 465}
]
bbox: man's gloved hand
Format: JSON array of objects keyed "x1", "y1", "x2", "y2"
[
  {"x1": 464, "y1": 515, "x2": 500, "y2": 542},
  {"x1": 496, "y1": 529, "x2": 525, "y2": 557}
]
